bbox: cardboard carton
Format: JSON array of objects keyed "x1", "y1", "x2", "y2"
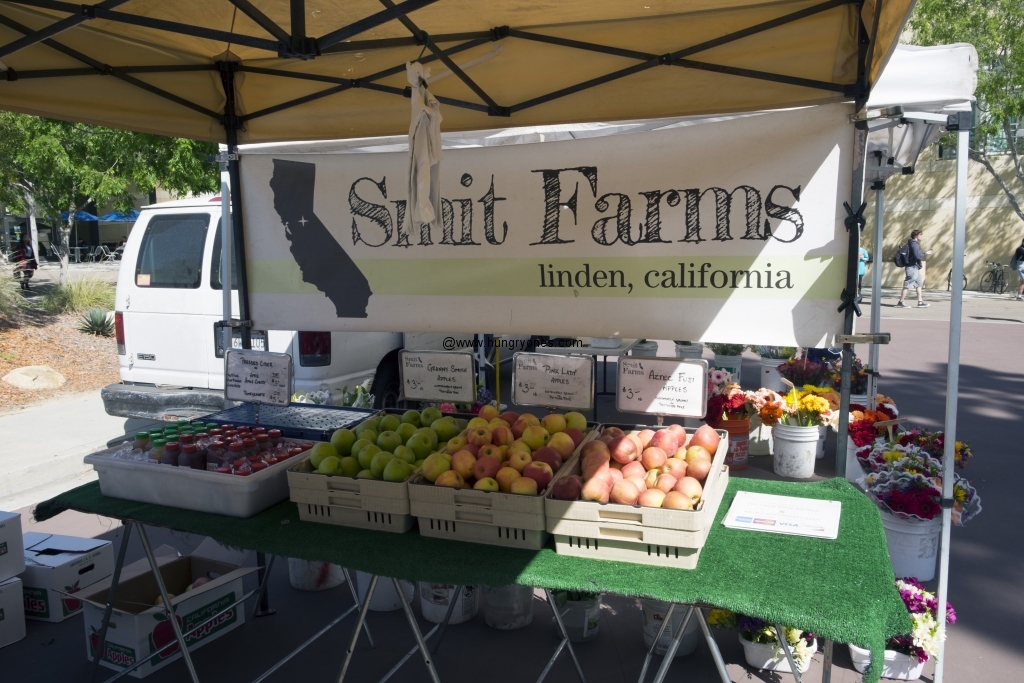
[
  {"x1": 0, "y1": 511, "x2": 25, "y2": 583},
  {"x1": 81, "y1": 539, "x2": 254, "y2": 678},
  {"x1": 0, "y1": 576, "x2": 27, "y2": 648},
  {"x1": 21, "y1": 532, "x2": 114, "y2": 622}
]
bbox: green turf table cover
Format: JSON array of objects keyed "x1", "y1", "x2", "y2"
[{"x1": 36, "y1": 476, "x2": 909, "y2": 682}]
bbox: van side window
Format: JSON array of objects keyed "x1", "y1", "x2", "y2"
[
  {"x1": 134, "y1": 214, "x2": 210, "y2": 288},
  {"x1": 210, "y1": 228, "x2": 240, "y2": 291}
]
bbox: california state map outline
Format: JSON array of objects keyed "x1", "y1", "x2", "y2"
[{"x1": 269, "y1": 159, "x2": 373, "y2": 318}]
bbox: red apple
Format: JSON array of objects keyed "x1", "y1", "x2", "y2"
[
  {"x1": 637, "y1": 429, "x2": 656, "y2": 448},
  {"x1": 684, "y1": 445, "x2": 712, "y2": 464},
  {"x1": 581, "y1": 440, "x2": 610, "y2": 459},
  {"x1": 621, "y1": 460, "x2": 646, "y2": 480},
  {"x1": 511, "y1": 418, "x2": 532, "y2": 440},
  {"x1": 662, "y1": 459, "x2": 688, "y2": 479},
  {"x1": 451, "y1": 450, "x2": 477, "y2": 479},
  {"x1": 601, "y1": 426, "x2": 625, "y2": 440},
  {"x1": 464, "y1": 443, "x2": 481, "y2": 457},
  {"x1": 667, "y1": 423, "x2": 687, "y2": 439},
  {"x1": 690, "y1": 425, "x2": 721, "y2": 453},
  {"x1": 523, "y1": 461, "x2": 554, "y2": 492},
  {"x1": 547, "y1": 432, "x2": 576, "y2": 458},
  {"x1": 478, "y1": 444, "x2": 502, "y2": 460},
  {"x1": 641, "y1": 447, "x2": 668, "y2": 470},
  {"x1": 674, "y1": 476, "x2": 704, "y2": 505},
  {"x1": 581, "y1": 477, "x2": 611, "y2": 503},
  {"x1": 563, "y1": 427, "x2": 585, "y2": 448},
  {"x1": 532, "y1": 446, "x2": 562, "y2": 472},
  {"x1": 655, "y1": 473, "x2": 677, "y2": 493},
  {"x1": 663, "y1": 491, "x2": 693, "y2": 510},
  {"x1": 638, "y1": 489, "x2": 667, "y2": 508},
  {"x1": 491, "y1": 425, "x2": 514, "y2": 447},
  {"x1": 495, "y1": 467, "x2": 521, "y2": 492},
  {"x1": 609, "y1": 436, "x2": 639, "y2": 464},
  {"x1": 687, "y1": 458, "x2": 713, "y2": 484},
  {"x1": 473, "y1": 455, "x2": 501, "y2": 481},
  {"x1": 650, "y1": 429, "x2": 680, "y2": 455},
  {"x1": 500, "y1": 411, "x2": 520, "y2": 425},
  {"x1": 626, "y1": 475, "x2": 648, "y2": 492},
  {"x1": 626, "y1": 433, "x2": 645, "y2": 455},
  {"x1": 550, "y1": 475, "x2": 583, "y2": 501},
  {"x1": 610, "y1": 479, "x2": 640, "y2": 505},
  {"x1": 467, "y1": 426, "x2": 492, "y2": 448},
  {"x1": 608, "y1": 468, "x2": 623, "y2": 483}
]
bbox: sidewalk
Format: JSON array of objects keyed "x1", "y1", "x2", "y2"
[{"x1": 861, "y1": 287, "x2": 1023, "y2": 324}]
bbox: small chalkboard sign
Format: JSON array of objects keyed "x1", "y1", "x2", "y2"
[
  {"x1": 616, "y1": 356, "x2": 708, "y2": 418},
  {"x1": 512, "y1": 353, "x2": 594, "y2": 410},
  {"x1": 224, "y1": 349, "x2": 292, "y2": 406},
  {"x1": 399, "y1": 350, "x2": 477, "y2": 403}
]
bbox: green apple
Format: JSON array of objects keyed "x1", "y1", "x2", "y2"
[
  {"x1": 414, "y1": 427, "x2": 439, "y2": 450},
  {"x1": 393, "y1": 445, "x2": 416, "y2": 464},
  {"x1": 406, "y1": 433, "x2": 433, "y2": 460},
  {"x1": 339, "y1": 456, "x2": 361, "y2": 477},
  {"x1": 356, "y1": 469, "x2": 374, "y2": 479},
  {"x1": 330, "y1": 429, "x2": 357, "y2": 456},
  {"x1": 358, "y1": 417, "x2": 381, "y2": 433},
  {"x1": 379, "y1": 414, "x2": 402, "y2": 433},
  {"x1": 370, "y1": 451, "x2": 396, "y2": 479},
  {"x1": 396, "y1": 422, "x2": 417, "y2": 442},
  {"x1": 317, "y1": 455, "x2": 341, "y2": 475},
  {"x1": 401, "y1": 410, "x2": 421, "y2": 427},
  {"x1": 350, "y1": 438, "x2": 373, "y2": 461},
  {"x1": 431, "y1": 417, "x2": 459, "y2": 443},
  {"x1": 420, "y1": 407, "x2": 442, "y2": 425},
  {"x1": 376, "y1": 430, "x2": 403, "y2": 453},
  {"x1": 355, "y1": 428, "x2": 378, "y2": 444},
  {"x1": 564, "y1": 412, "x2": 588, "y2": 432},
  {"x1": 358, "y1": 444, "x2": 382, "y2": 470},
  {"x1": 421, "y1": 453, "x2": 451, "y2": 482},
  {"x1": 414, "y1": 458, "x2": 425, "y2": 469},
  {"x1": 309, "y1": 442, "x2": 337, "y2": 469},
  {"x1": 383, "y1": 458, "x2": 412, "y2": 482}
]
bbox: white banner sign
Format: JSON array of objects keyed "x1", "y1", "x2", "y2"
[
  {"x1": 512, "y1": 353, "x2": 595, "y2": 410},
  {"x1": 399, "y1": 350, "x2": 476, "y2": 403},
  {"x1": 225, "y1": 349, "x2": 291, "y2": 406},
  {"x1": 240, "y1": 104, "x2": 852, "y2": 346},
  {"x1": 617, "y1": 358, "x2": 708, "y2": 418}
]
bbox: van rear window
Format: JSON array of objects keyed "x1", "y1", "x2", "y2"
[{"x1": 135, "y1": 214, "x2": 210, "y2": 288}]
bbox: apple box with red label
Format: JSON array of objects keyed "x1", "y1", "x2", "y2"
[
  {"x1": 0, "y1": 511, "x2": 26, "y2": 583},
  {"x1": 0, "y1": 576, "x2": 27, "y2": 649},
  {"x1": 21, "y1": 532, "x2": 113, "y2": 623},
  {"x1": 80, "y1": 538, "x2": 254, "y2": 678}
]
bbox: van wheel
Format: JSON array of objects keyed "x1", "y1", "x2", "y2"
[{"x1": 371, "y1": 351, "x2": 402, "y2": 410}]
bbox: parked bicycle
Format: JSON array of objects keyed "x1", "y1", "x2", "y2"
[
  {"x1": 946, "y1": 259, "x2": 968, "y2": 292},
  {"x1": 980, "y1": 261, "x2": 1009, "y2": 294}
]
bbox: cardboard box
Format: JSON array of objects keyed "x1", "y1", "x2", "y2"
[
  {"x1": 21, "y1": 532, "x2": 114, "y2": 622},
  {"x1": 81, "y1": 539, "x2": 255, "y2": 678},
  {"x1": 0, "y1": 511, "x2": 25, "y2": 582},
  {"x1": 0, "y1": 576, "x2": 27, "y2": 648}
]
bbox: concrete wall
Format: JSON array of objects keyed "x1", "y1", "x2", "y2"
[{"x1": 862, "y1": 147, "x2": 1024, "y2": 291}]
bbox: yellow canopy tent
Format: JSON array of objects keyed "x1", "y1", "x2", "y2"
[{"x1": 0, "y1": 0, "x2": 912, "y2": 143}]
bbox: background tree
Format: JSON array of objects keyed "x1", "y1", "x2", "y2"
[
  {"x1": 910, "y1": 0, "x2": 1024, "y2": 222},
  {"x1": 0, "y1": 113, "x2": 218, "y2": 282}
]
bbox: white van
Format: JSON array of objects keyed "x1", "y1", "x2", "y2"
[{"x1": 101, "y1": 196, "x2": 406, "y2": 419}]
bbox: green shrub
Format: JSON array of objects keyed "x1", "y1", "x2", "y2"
[
  {"x1": 78, "y1": 308, "x2": 114, "y2": 336},
  {"x1": 42, "y1": 278, "x2": 115, "y2": 314}
]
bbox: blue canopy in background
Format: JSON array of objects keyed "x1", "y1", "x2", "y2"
[
  {"x1": 59, "y1": 210, "x2": 100, "y2": 221},
  {"x1": 97, "y1": 210, "x2": 140, "y2": 222}
]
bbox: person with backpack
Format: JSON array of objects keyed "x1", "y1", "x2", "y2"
[
  {"x1": 1012, "y1": 237, "x2": 1024, "y2": 301},
  {"x1": 895, "y1": 229, "x2": 932, "y2": 308}
]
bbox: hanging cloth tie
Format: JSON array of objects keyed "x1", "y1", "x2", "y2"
[{"x1": 407, "y1": 60, "x2": 442, "y2": 235}]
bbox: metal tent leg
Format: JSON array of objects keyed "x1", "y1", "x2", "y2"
[
  {"x1": 394, "y1": 578, "x2": 442, "y2": 683},
  {"x1": 774, "y1": 624, "x2": 802, "y2": 683},
  {"x1": 538, "y1": 589, "x2": 587, "y2": 683},
  {"x1": 821, "y1": 639, "x2": 834, "y2": 683},
  {"x1": 649, "y1": 605, "x2": 694, "y2": 683},
  {"x1": 251, "y1": 604, "x2": 360, "y2": 683},
  {"x1": 636, "y1": 602, "x2": 676, "y2": 683},
  {"x1": 342, "y1": 567, "x2": 375, "y2": 647},
  {"x1": 694, "y1": 608, "x2": 731, "y2": 683},
  {"x1": 252, "y1": 552, "x2": 275, "y2": 616},
  {"x1": 89, "y1": 521, "x2": 133, "y2": 683},
  {"x1": 429, "y1": 585, "x2": 462, "y2": 655},
  {"x1": 337, "y1": 574, "x2": 378, "y2": 683},
  {"x1": 377, "y1": 585, "x2": 462, "y2": 683},
  {"x1": 138, "y1": 525, "x2": 200, "y2": 683}
]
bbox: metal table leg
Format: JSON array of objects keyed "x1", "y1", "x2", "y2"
[
  {"x1": 649, "y1": 606, "x2": 694, "y2": 683},
  {"x1": 537, "y1": 589, "x2": 587, "y2": 683},
  {"x1": 378, "y1": 585, "x2": 462, "y2": 683},
  {"x1": 252, "y1": 603, "x2": 360, "y2": 683},
  {"x1": 695, "y1": 608, "x2": 732, "y2": 683},
  {"x1": 774, "y1": 623, "x2": 803, "y2": 683},
  {"x1": 342, "y1": 567, "x2": 375, "y2": 647},
  {"x1": 822, "y1": 639, "x2": 833, "y2": 683},
  {"x1": 90, "y1": 521, "x2": 133, "y2": 683},
  {"x1": 394, "y1": 577, "x2": 442, "y2": 683},
  {"x1": 138, "y1": 525, "x2": 200, "y2": 683},
  {"x1": 636, "y1": 602, "x2": 676, "y2": 683},
  {"x1": 429, "y1": 585, "x2": 462, "y2": 655},
  {"x1": 253, "y1": 552, "x2": 275, "y2": 616},
  {"x1": 337, "y1": 574, "x2": 378, "y2": 683}
]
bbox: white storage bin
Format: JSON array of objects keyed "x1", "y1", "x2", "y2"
[
  {"x1": 354, "y1": 572, "x2": 415, "y2": 612},
  {"x1": 418, "y1": 584, "x2": 479, "y2": 625},
  {"x1": 483, "y1": 584, "x2": 534, "y2": 630},
  {"x1": 287, "y1": 558, "x2": 345, "y2": 591}
]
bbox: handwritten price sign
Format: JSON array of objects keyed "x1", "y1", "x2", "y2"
[
  {"x1": 225, "y1": 349, "x2": 292, "y2": 406},
  {"x1": 399, "y1": 350, "x2": 477, "y2": 403},
  {"x1": 512, "y1": 353, "x2": 594, "y2": 410},
  {"x1": 616, "y1": 357, "x2": 708, "y2": 418}
]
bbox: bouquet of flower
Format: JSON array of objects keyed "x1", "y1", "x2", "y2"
[
  {"x1": 706, "y1": 343, "x2": 746, "y2": 356},
  {"x1": 751, "y1": 345, "x2": 798, "y2": 359},
  {"x1": 777, "y1": 357, "x2": 829, "y2": 387},
  {"x1": 888, "y1": 578, "x2": 956, "y2": 663},
  {"x1": 898, "y1": 430, "x2": 974, "y2": 469},
  {"x1": 775, "y1": 386, "x2": 836, "y2": 427},
  {"x1": 707, "y1": 609, "x2": 816, "y2": 670},
  {"x1": 705, "y1": 382, "x2": 755, "y2": 429}
]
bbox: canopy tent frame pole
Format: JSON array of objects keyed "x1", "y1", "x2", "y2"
[
  {"x1": 867, "y1": 179, "x2": 885, "y2": 409},
  {"x1": 933, "y1": 112, "x2": 970, "y2": 683}
]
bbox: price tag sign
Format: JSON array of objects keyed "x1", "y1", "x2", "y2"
[
  {"x1": 512, "y1": 353, "x2": 595, "y2": 410},
  {"x1": 399, "y1": 350, "x2": 477, "y2": 403},
  {"x1": 225, "y1": 349, "x2": 292, "y2": 406},
  {"x1": 616, "y1": 356, "x2": 708, "y2": 418}
]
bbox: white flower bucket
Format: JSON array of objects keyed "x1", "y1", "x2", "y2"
[
  {"x1": 355, "y1": 571, "x2": 415, "y2": 612},
  {"x1": 482, "y1": 584, "x2": 534, "y2": 630},
  {"x1": 418, "y1": 583, "x2": 479, "y2": 625},
  {"x1": 845, "y1": 436, "x2": 864, "y2": 487},
  {"x1": 632, "y1": 341, "x2": 660, "y2": 357},
  {"x1": 287, "y1": 559, "x2": 346, "y2": 591},
  {"x1": 772, "y1": 424, "x2": 819, "y2": 478},
  {"x1": 748, "y1": 415, "x2": 772, "y2": 456},
  {"x1": 759, "y1": 358, "x2": 786, "y2": 392},
  {"x1": 590, "y1": 337, "x2": 621, "y2": 349},
  {"x1": 674, "y1": 343, "x2": 704, "y2": 360},
  {"x1": 739, "y1": 634, "x2": 815, "y2": 673},
  {"x1": 815, "y1": 425, "x2": 827, "y2": 459},
  {"x1": 640, "y1": 599, "x2": 700, "y2": 657},
  {"x1": 714, "y1": 355, "x2": 743, "y2": 385},
  {"x1": 556, "y1": 595, "x2": 602, "y2": 643},
  {"x1": 880, "y1": 511, "x2": 942, "y2": 581},
  {"x1": 850, "y1": 393, "x2": 869, "y2": 406},
  {"x1": 849, "y1": 644, "x2": 925, "y2": 680}
]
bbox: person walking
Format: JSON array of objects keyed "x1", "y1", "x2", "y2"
[
  {"x1": 858, "y1": 245, "x2": 870, "y2": 296},
  {"x1": 1012, "y1": 237, "x2": 1024, "y2": 301},
  {"x1": 896, "y1": 229, "x2": 932, "y2": 308},
  {"x1": 12, "y1": 231, "x2": 37, "y2": 291}
]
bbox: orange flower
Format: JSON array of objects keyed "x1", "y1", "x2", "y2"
[{"x1": 759, "y1": 402, "x2": 785, "y2": 426}]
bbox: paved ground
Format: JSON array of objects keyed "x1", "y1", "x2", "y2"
[{"x1": 1, "y1": 294, "x2": 1020, "y2": 682}]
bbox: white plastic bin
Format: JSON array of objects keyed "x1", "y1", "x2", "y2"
[
  {"x1": 772, "y1": 424, "x2": 818, "y2": 478},
  {"x1": 740, "y1": 634, "x2": 815, "y2": 673},
  {"x1": 759, "y1": 358, "x2": 786, "y2": 392},
  {"x1": 483, "y1": 585, "x2": 534, "y2": 630},
  {"x1": 640, "y1": 600, "x2": 700, "y2": 657},
  {"x1": 554, "y1": 594, "x2": 601, "y2": 642},
  {"x1": 881, "y1": 512, "x2": 941, "y2": 581},
  {"x1": 849, "y1": 644, "x2": 925, "y2": 680},
  {"x1": 354, "y1": 571, "x2": 415, "y2": 612},
  {"x1": 287, "y1": 559, "x2": 345, "y2": 591},
  {"x1": 674, "y1": 343, "x2": 704, "y2": 360},
  {"x1": 418, "y1": 584, "x2": 479, "y2": 625},
  {"x1": 713, "y1": 354, "x2": 743, "y2": 385},
  {"x1": 631, "y1": 341, "x2": 660, "y2": 357}
]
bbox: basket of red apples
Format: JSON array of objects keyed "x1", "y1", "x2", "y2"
[{"x1": 543, "y1": 423, "x2": 729, "y2": 569}]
